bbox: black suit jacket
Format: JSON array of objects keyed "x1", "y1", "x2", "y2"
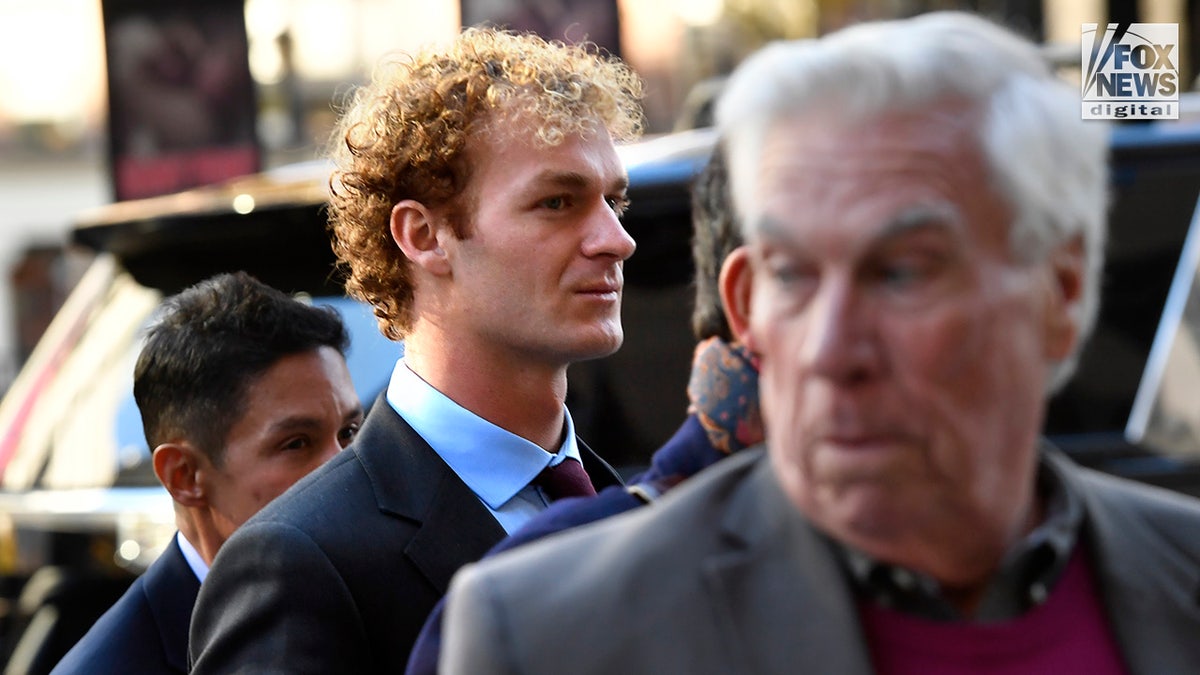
[
  {"x1": 51, "y1": 536, "x2": 198, "y2": 675},
  {"x1": 189, "y1": 396, "x2": 621, "y2": 674}
]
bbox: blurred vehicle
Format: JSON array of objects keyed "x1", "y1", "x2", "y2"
[{"x1": 3, "y1": 119, "x2": 1200, "y2": 671}]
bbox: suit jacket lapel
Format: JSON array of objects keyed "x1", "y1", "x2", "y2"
[
  {"x1": 401, "y1": 438, "x2": 620, "y2": 590},
  {"x1": 1055, "y1": 452, "x2": 1200, "y2": 673},
  {"x1": 352, "y1": 395, "x2": 623, "y2": 593},
  {"x1": 701, "y1": 454, "x2": 874, "y2": 675},
  {"x1": 142, "y1": 536, "x2": 201, "y2": 672},
  {"x1": 698, "y1": 446, "x2": 1200, "y2": 674},
  {"x1": 577, "y1": 438, "x2": 623, "y2": 490},
  {"x1": 353, "y1": 397, "x2": 507, "y2": 593},
  {"x1": 404, "y1": 466, "x2": 508, "y2": 592}
]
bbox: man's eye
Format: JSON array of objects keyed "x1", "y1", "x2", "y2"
[
  {"x1": 880, "y1": 263, "x2": 923, "y2": 287},
  {"x1": 540, "y1": 196, "x2": 567, "y2": 210},
  {"x1": 874, "y1": 252, "x2": 945, "y2": 291},
  {"x1": 338, "y1": 424, "x2": 360, "y2": 446},
  {"x1": 283, "y1": 437, "x2": 309, "y2": 451},
  {"x1": 606, "y1": 196, "x2": 630, "y2": 216},
  {"x1": 770, "y1": 264, "x2": 809, "y2": 285}
]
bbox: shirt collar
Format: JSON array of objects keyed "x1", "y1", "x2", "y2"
[
  {"x1": 386, "y1": 359, "x2": 580, "y2": 509},
  {"x1": 835, "y1": 445, "x2": 1084, "y2": 621},
  {"x1": 176, "y1": 531, "x2": 209, "y2": 584}
]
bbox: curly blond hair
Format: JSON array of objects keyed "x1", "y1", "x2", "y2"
[{"x1": 327, "y1": 27, "x2": 645, "y2": 340}]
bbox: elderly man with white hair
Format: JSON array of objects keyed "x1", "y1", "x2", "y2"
[{"x1": 439, "y1": 11, "x2": 1200, "y2": 674}]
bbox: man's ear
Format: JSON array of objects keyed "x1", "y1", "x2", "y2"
[
  {"x1": 719, "y1": 246, "x2": 754, "y2": 346},
  {"x1": 1043, "y1": 234, "x2": 1086, "y2": 361},
  {"x1": 391, "y1": 200, "x2": 451, "y2": 275},
  {"x1": 152, "y1": 443, "x2": 207, "y2": 508}
]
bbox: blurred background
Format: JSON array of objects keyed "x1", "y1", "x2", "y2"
[{"x1": 0, "y1": 0, "x2": 1195, "y2": 398}]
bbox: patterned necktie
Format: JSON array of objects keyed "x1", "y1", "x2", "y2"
[
  {"x1": 686, "y1": 337, "x2": 763, "y2": 454},
  {"x1": 534, "y1": 458, "x2": 597, "y2": 501}
]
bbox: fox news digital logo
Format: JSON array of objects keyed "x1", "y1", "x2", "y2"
[{"x1": 1082, "y1": 23, "x2": 1178, "y2": 120}]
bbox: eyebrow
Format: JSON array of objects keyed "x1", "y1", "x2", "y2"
[
  {"x1": 265, "y1": 416, "x2": 324, "y2": 436},
  {"x1": 527, "y1": 170, "x2": 629, "y2": 193},
  {"x1": 875, "y1": 203, "x2": 963, "y2": 242},
  {"x1": 265, "y1": 406, "x2": 364, "y2": 436}
]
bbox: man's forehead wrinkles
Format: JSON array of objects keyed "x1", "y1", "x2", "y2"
[
  {"x1": 754, "y1": 201, "x2": 961, "y2": 247},
  {"x1": 757, "y1": 159, "x2": 966, "y2": 205}
]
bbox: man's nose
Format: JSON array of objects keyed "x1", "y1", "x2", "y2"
[
  {"x1": 801, "y1": 280, "x2": 880, "y2": 384},
  {"x1": 583, "y1": 204, "x2": 636, "y2": 261},
  {"x1": 319, "y1": 439, "x2": 344, "y2": 462}
]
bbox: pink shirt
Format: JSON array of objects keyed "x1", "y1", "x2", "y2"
[{"x1": 858, "y1": 547, "x2": 1129, "y2": 675}]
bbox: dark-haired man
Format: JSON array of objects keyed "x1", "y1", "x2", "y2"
[{"x1": 52, "y1": 271, "x2": 362, "y2": 675}]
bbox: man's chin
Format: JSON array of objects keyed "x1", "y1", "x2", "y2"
[
  {"x1": 805, "y1": 483, "x2": 930, "y2": 543},
  {"x1": 566, "y1": 328, "x2": 624, "y2": 362},
  {"x1": 580, "y1": 336, "x2": 624, "y2": 361}
]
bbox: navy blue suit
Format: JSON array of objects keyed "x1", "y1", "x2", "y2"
[
  {"x1": 189, "y1": 397, "x2": 622, "y2": 673},
  {"x1": 51, "y1": 536, "x2": 198, "y2": 675},
  {"x1": 405, "y1": 414, "x2": 721, "y2": 675}
]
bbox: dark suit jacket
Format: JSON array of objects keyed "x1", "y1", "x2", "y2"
[
  {"x1": 51, "y1": 536, "x2": 198, "y2": 675},
  {"x1": 406, "y1": 414, "x2": 719, "y2": 675},
  {"x1": 189, "y1": 395, "x2": 621, "y2": 674},
  {"x1": 442, "y1": 445, "x2": 1200, "y2": 675}
]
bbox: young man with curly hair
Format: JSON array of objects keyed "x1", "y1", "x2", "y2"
[{"x1": 189, "y1": 27, "x2": 643, "y2": 673}]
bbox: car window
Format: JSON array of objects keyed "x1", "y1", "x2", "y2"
[{"x1": 0, "y1": 259, "x2": 401, "y2": 492}]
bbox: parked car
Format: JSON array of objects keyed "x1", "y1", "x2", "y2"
[{"x1": 3, "y1": 119, "x2": 1200, "y2": 671}]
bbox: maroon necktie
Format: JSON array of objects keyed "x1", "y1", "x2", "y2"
[{"x1": 534, "y1": 458, "x2": 597, "y2": 501}]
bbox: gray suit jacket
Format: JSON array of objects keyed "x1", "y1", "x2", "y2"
[
  {"x1": 442, "y1": 445, "x2": 1200, "y2": 674},
  {"x1": 189, "y1": 396, "x2": 621, "y2": 674}
]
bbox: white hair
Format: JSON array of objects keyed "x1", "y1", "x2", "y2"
[{"x1": 716, "y1": 11, "x2": 1110, "y2": 391}]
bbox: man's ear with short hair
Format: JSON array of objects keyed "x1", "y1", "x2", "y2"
[
  {"x1": 719, "y1": 246, "x2": 754, "y2": 347},
  {"x1": 391, "y1": 200, "x2": 451, "y2": 276},
  {"x1": 152, "y1": 443, "x2": 207, "y2": 508}
]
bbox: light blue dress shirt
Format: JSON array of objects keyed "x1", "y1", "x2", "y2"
[
  {"x1": 385, "y1": 359, "x2": 581, "y2": 534},
  {"x1": 177, "y1": 531, "x2": 208, "y2": 583}
]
